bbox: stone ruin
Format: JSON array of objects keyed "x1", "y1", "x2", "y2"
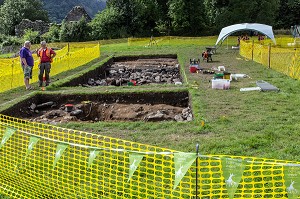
[
  {"x1": 15, "y1": 19, "x2": 50, "y2": 37},
  {"x1": 14, "y1": 6, "x2": 91, "y2": 37},
  {"x1": 64, "y1": 6, "x2": 92, "y2": 22}
]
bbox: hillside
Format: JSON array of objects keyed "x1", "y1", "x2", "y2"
[{"x1": 41, "y1": 0, "x2": 106, "y2": 22}]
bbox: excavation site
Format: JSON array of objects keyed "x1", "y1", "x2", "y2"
[
  {"x1": 61, "y1": 55, "x2": 182, "y2": 87},
  {"x1": 1, "y1": 91, "x2": 192, "y2": 124}
]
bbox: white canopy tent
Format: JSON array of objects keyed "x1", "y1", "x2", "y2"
[{"x1": 215, "y1": 23, "x2": 276, "y2": 45}]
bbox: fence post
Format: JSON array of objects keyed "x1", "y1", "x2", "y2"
[
  {"x1": 10, "y1": 59, "x2": 14, "y2": 89},
  {"x1": 98, "y1": 42, "x2": 101, "y2": 58},
  {"x1": 195, "y1": 144, "x2": 199, "y2": 199},
  {"x1": 67, "y1": 43, "x2": 70, "y2": 70},
  {"x1": 252, "y1": 40, "x2": 254, "y2": 61},
  {"x1": 268, "y1": 43, "x2": 271, "y2": 68}
]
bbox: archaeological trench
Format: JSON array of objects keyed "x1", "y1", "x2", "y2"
[{"x1": 1, "y1": 55, "x2": 194, "y2": 123}]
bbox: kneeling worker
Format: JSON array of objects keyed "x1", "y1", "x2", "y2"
[{"x1": 37, "y1": 41, "x2": 56, "y2": 87}]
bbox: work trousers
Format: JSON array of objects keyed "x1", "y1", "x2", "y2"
[{"x1": 38, "y1": 62, "x2": 51, "y2": 86}]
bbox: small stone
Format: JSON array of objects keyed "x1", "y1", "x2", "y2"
[
  {"x1": 186, "y1": 116, "x2": 193, "y2": 121},
  {"x1": 174, "y1": 115, "x2": 184, "y2": 122}
]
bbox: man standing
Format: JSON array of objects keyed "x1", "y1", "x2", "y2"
[
  {"x1": 37, "y1": 41, "x2": 56, "y2": 87},
  {"x1": 20, "y1": 41, "x2": 34, "y2": 90}
]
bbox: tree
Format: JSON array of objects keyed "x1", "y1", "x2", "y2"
[
  {"x1": 106, "y1": 0, "x2": 142, "y2": 37},
  {"x1": 168, "y1": 0, "x2": 208, "y2": 36},
  {"x1": 92, "y1": 0, "x2": 163, "y2": 38},
  {"x1": 0, "y1": 0, "x2": 49, "y2": 35},
  {"x1": 154, "y1": 0, "x2": 171, "y2": 35},
  {"x1": 214, "y1": 0, "x2": 279, "y2": 30},
  {"x1": 41, "y1": 23, "x2": 61, "y2": 42},
  {"x1": 23, "y1": 29, "x2": 40, "y2": 44},
  {"x1": 134, "y1": 0, "x2": 160, "y2": 36},
  {"x1": 90, "y1": 7, "x2": 124, "y2": 39},
  {"x1": 60, "y1": 17, "x2": 91, "y2": 42},
  {"x1": 275, "y1": 0, "x2": 300, "y2": 29}
]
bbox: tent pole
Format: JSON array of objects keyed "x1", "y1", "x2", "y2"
[{"x1": 226, "y1": 37, "x2": 228, "y2": 50}]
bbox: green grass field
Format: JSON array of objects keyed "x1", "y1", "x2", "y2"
[{"x1": 1, "y1": 36, "x2": 300, "y2": 163}]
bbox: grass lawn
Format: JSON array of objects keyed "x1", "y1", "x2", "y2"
[{"x1": 1, "y1": 36, "x2": 300, "y2": 162}]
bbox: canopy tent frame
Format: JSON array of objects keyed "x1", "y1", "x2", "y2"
[{"x1": 215, "y1": 23, "x2": 276, "y2": 46}]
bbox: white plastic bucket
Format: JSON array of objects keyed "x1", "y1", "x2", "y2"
[{"x1": 211, "y1": 79, "x2": 230, "y2": 90}]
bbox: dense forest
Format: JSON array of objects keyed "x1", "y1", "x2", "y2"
[
  {"x1": 89, "y1": 0, "x2": 300, "y2": 38},
  {"x1": 0, "y1": 0, "x2": 300, "y2": 44}
]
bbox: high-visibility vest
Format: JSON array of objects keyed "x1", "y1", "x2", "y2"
[{"x1": 38, "y1": 47, "x2": 53, "y2": 63}]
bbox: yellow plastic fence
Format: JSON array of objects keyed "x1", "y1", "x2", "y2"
[
  {"x1": 275, "y1": 37, "x2": 300, "y2": 48},
  {"x1": 0, "y1": 114, "x2": 298, "y2": 199},
  {"x1": 0, "y1": 43, "x2": 100, "y2": 92},
  {"x1": 240, "y1": 40, "x2": 300, "y2": 79},
  {"x1": 128, "y1": 36, "x2": 219, "y2": 47}
]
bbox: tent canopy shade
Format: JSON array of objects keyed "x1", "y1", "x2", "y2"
[{"x1": 215, "y1": 23, "x2": 276, "y2": 45}]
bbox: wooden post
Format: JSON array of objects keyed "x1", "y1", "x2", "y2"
[
  {"x1": 67, "y1": 42, "x2": 70, "y2": 70},
  {"x1": 98, "y1": 41, "x2": 101, "y2": 58},
  {"x1": 252, "y1": 40, "x2": 254, "y2": 61},
  {"x1": 268, "y1": 43, "x2": 271, "y2": 68}
]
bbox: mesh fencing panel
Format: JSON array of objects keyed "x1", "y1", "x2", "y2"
[
  {"x1": 128, "y1": 36, "x2": 220, "y2": 47},
  {"x1": 0, "y1": 43, "x2": 100, "y2": 92},
  {"x1": 0, "y1": 114, "x2": 297, "y2": 199},
  {"x1": 240, "y1": 39, "x2": 300, "y2": 79}
]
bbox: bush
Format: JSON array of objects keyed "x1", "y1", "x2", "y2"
[
  {"x1": 41, "y1": 24, "x2": 61, "y2": 43},
  {"x1": 274, "y1": 29, "x2": 291, "y2": 35},
  {"x1": 0, "y1": 34, "x2": 22, "y2": 46},
  {"x1": 59, "y1": 18, "x2": 91, "y2": 42},
  {"x1": 89, "y1": 7, "x2": 125, "y2": 40},
  {"x1": 23, "y1": 29, "x2": 40, "y2": 44}
]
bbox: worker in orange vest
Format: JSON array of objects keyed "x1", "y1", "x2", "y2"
[{"x1": 37, "y1": 41, "x2": 56, "y2": 87}]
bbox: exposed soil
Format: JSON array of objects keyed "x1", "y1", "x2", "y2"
[
  {"x1": 27, "y1": 102, "x2": 192, "y2": 124},
  {"x1": 61, "y1": 55, "x2": 182, "y2": 87},
  {"x1": 1, "y1": 92, "x2": 192, "y2": 124}
]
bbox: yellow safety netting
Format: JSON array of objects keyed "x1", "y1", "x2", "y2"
[
  {"x1": 275, "y1": 37, "x2": 300, "y2": 48},
  {"x1": 240, "y1": 40, "x2": 300, "y2": 79},
  {"x1": 128, "y1": 36, "x2": 220, "y2": 47},
  {"x1": 0, "y1": 43, "x2": 100, "y2": 92},
  {"x1": 0, "y1": 114, "x2": 298, "y2": 198}
]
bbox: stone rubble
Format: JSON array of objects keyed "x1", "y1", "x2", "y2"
[
  {"x1": 27, "y1": 102, "x2": 193, "y2": 123},
  {"x1": 81, "y1": 60, "x2": 182, "y2": 87}
]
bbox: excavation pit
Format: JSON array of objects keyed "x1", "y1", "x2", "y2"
[
  {"x1": 62, "y1": 55, "x2": 182, "y2": 87},
  {"x1": 1, "y1": 91, "x2": 192, "y2": 124}
]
